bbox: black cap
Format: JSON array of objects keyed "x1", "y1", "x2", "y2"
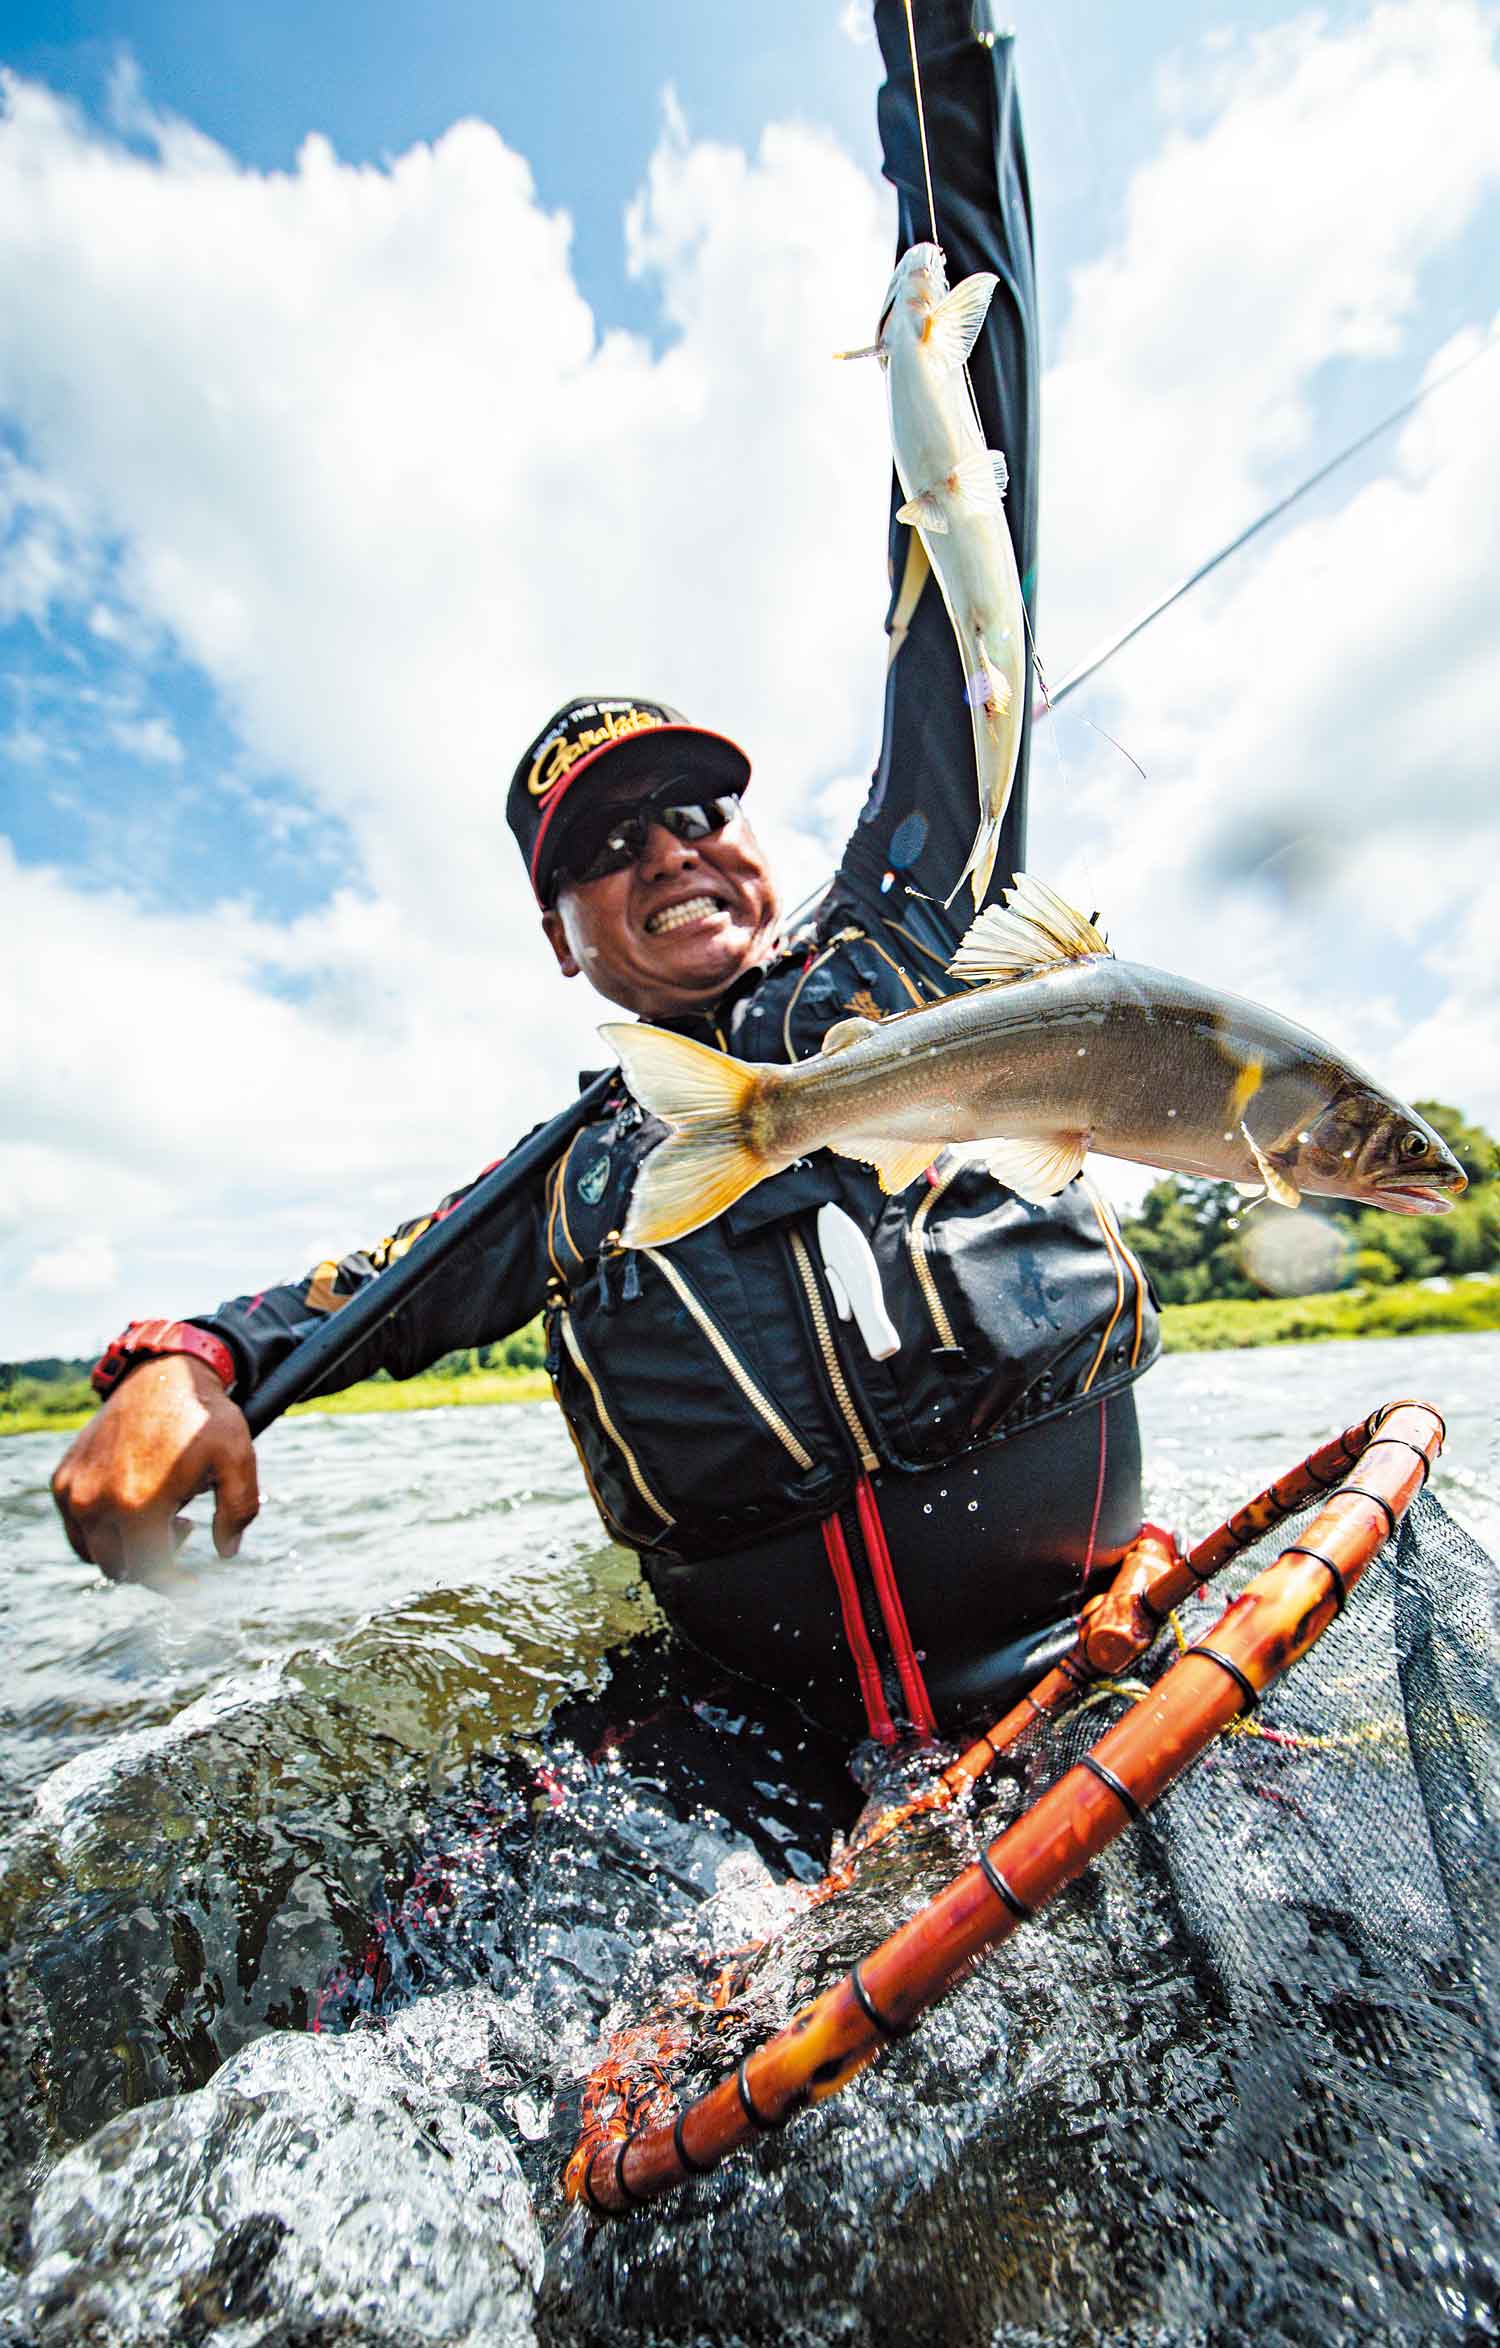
[{"x1": 508, "y1": 695, "x2": 752, "y2": 904}]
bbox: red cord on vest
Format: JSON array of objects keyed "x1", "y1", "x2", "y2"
[
  {"x1": 854, "y1": 1474, "x2": 938, "y2": 1738},
  {"x1": 821, "y1": 1513, "x2": 896, "y2": 1745}
]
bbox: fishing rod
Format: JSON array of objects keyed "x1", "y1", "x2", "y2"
[{"x1": 242, "y1": 1070, "x2": 614, "y2": 1436}]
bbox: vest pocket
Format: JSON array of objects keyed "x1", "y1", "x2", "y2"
[
  {"x1": 638, "y1": 1247, "x2": 816, "y2": 1470},
  {"x1": 546, "y1": 1301, "x2": 676, "y2": 1542}
]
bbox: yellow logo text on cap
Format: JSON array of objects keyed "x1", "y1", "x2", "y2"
[{"x1": 527, "y1": 703, "x2": 665, "y2": 799}]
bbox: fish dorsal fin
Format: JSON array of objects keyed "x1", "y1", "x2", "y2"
[
  {"x1": 947, "y1": 873, "x2": 1112, "y2": 988},
  {"x1": 820, "y1": 1014, "x2": 883, "y2": 1056},
  {"x1": 922, "y1": 271, "x2": 998, "y2": 369},
  {"x1": 828, "y1": 1134, "x2": 938, "y2": 1195}
]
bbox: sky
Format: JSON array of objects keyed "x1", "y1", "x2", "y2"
[{"x1": 2, "y1": 0, "x2": 1498, "y2": 1360}]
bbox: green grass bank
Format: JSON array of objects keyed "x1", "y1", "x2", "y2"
[
  {"x1": 1155, "y1": 1272, "x2": 1500, "y2": 1352},
  {"x1": 6, "y1": 1275, "x2": 1498, "y2": 1439}
]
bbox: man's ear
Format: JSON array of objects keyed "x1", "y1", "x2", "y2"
[{"x1": 542, "y1": 905, "x2": 581, "y2": 980}]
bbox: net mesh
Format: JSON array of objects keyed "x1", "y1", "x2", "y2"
[{"x1": 544, "y1": 1491, "x2": 1499, "y2": 2345}]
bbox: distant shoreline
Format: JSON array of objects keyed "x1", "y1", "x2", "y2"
[{"x1": 5, "y1": 1277, "x2": 1498, "y2": 1438}]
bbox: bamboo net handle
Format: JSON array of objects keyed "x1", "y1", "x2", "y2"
[{"x1": 567, "y1": 1398, "x2": 1444, "y2": 2215}]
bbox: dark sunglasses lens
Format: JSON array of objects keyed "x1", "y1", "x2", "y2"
[
  {"x1": 659, "y1": 795, "x2": 739, "y2": 843},
  {"x1": 562, "y1": 792, "x2": 740, "y2": 891},
  {"x1": 571, "y1": 815, "x2": 645, "y2": 886}
]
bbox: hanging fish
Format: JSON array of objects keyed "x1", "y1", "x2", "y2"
[
  {"x1": 602, "y1": 875, "x2": 1466, "y2": 1248},
  {"x1": 841, "y1": 241, "x2": 1027, "y2": 908}
]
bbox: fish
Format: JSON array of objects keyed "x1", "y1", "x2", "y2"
[
  {"x1": 602, "y1": 874, "x2": 1466, "y2": 1249},
  {"x1": 840, "y1": 242, "x2": 1027, "y2": 907}
]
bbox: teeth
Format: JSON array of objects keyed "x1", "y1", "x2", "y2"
[{"x1": 647, "y1": 896, "x2": 720, "y2": 936}]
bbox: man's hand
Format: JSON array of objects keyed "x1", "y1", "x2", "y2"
[{"x1": 51, "y1": 1354, "x2": 260, "y2": 1583}]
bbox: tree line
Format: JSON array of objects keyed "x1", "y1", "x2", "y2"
[{"x1": 1119, "y1": 1101, "x2": 1500, "y2": 1306}]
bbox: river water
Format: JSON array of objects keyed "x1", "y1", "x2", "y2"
[{"x1": 0, "y1": 1332, "x2": 1496, "y2": 2344}]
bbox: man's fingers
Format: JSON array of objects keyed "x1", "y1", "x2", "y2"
[
  {"x1": 211, "y1": 1447, "x2": 260, "y2": 1560},
  {"x1": 54, "y1": 1495, "x2": 93, "y2": 1566}
]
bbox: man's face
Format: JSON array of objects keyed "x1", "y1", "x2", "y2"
[{"x1": 541, "y1": 785, "x2": 780, "y2": 1019}]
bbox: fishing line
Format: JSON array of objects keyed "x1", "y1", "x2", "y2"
[
  {"x1": 1045, "y1": 323, "x2": 1500, "y2": 706},
  {"x1": 902, "y1": 0, "x2": 939, "y2": 248}
]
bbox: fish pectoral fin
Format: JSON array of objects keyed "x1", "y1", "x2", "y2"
[
  {"x1": 947, "y1": 873, "x2": 1113, "y2": 987},
  {"x1": 820, "y1": 1014, "x2": 884, "y2": 1055},
  {"x1": 947, "y1": 450, "x2": 1006, "y2": 514},
  {"x1": 991, "y1": 450, "x2": 1009, "y2": 500},
  {"x1": 975, "y1": 1131, "x2": 1091, "y2": 1202},
  {"x1": 1241, "y1": 1121, "x2": 1301, "y2": 1209},
  {"x1": 896, "y1": 487, "x2": 949, "y2": 536},
  {"x1": 925, "y1": 271, "x2": 999, "y2": 370},
  {"x1": 964, "y1": 646, "x2": 1012, "y2": 725},
  {"x1": 827, "y1": 1134, "x2": 938, "y2": 1195}
]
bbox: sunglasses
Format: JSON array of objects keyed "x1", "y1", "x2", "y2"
[{"x1": 553, "y1": 790, "x2": 742, "y2": 895}]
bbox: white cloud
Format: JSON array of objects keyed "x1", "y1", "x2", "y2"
[
  {"x1": 0, "y1": 71, "x2": 892, "y2": 1354},
  {"x1": 1043, "y1": 0, "x2": 1500, "y2": 660},
  {"x1": 22, "y1": 1235, "x2": 118, "y2": 1294},
  {"x1": 1029, "y1": 0, "x2": 1500, "y2": 1168},
  {"x1": 107, "y1": 710, "x2": 184, "y2": 766}
]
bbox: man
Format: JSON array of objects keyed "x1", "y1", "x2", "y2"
[{"x1": 53, "y1": 2, "x2": 1158, "y2": 1749}]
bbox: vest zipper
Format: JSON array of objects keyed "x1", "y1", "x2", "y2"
[
  {"x1": 640, "y1": 1247, "x2": 816, "y2": 1472},
  {"x1": 787, "y1": 1228, "x2": 879, "y2": 1473},
  {"x1": 557, "y1": 1306, "x2": 676, "y2": 1528},
  {"x1": 907, "y1": 1154, "x2": 963, "y2": 1352}
]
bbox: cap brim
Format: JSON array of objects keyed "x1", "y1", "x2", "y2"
[{"x1": 530, "y1": 723, "x2": 752, "y2": 900}]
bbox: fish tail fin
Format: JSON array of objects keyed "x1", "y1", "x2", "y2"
[
  {"x1": 601, "y1": 1023, "x2": 777, "y2": 1247},
  {"x1": 948, "y1": 813, "x2": 1004, "y2": 913}
]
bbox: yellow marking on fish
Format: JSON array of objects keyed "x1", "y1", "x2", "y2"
[{"x1": 1227, "y1": 1058, "x2": 1264, "y2": 1126}]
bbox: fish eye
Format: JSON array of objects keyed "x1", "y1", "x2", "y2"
[{"x1": 1400, "y1": 1131, "x2": 1430, "y2": 1161}]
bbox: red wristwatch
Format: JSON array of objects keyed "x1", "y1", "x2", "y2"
[{"x1": 91, "y1": 1319, "x2": 238, "y2": 1400}]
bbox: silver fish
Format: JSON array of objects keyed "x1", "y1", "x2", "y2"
[
  {"x1": 842, "y1": 242, "x2": 1026, "y2": 906},
  {"x1": 603, "y1": 875, "x2": 1466, "y2": 1248}
]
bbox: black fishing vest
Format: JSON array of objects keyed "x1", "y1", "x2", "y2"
[{"x1": 540, "y1": 920, "x2": 1159, "y2": 1563}]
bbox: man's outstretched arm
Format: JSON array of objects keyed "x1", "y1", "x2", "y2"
[
  {"x1": 837, "y1": 0, "x2": 1040, "y2": 953},
  {"x1": 53, "y1": 1143, "x2": 555, "y2": 1580}
]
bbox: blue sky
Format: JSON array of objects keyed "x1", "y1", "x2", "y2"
[{"x1": 3, "y1": 1, "x2": 1498, "y2": 1355}]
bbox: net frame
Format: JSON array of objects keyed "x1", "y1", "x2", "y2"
[{"x1": 565, "y1": 1398, "x2": 1446, "y2": 2216}]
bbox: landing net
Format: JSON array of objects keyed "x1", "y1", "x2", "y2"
[{"x1": 552, "y1": 1420, "x2": 1498, "y2": 2343}]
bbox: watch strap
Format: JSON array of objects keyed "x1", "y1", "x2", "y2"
[{"x1": 91, "y1": 1319, "x2": 238, "y2": 1400}]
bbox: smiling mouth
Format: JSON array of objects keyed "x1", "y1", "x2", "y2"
[{"x1": 646, "y1": 895, "x2": 725, "y2": 937}]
